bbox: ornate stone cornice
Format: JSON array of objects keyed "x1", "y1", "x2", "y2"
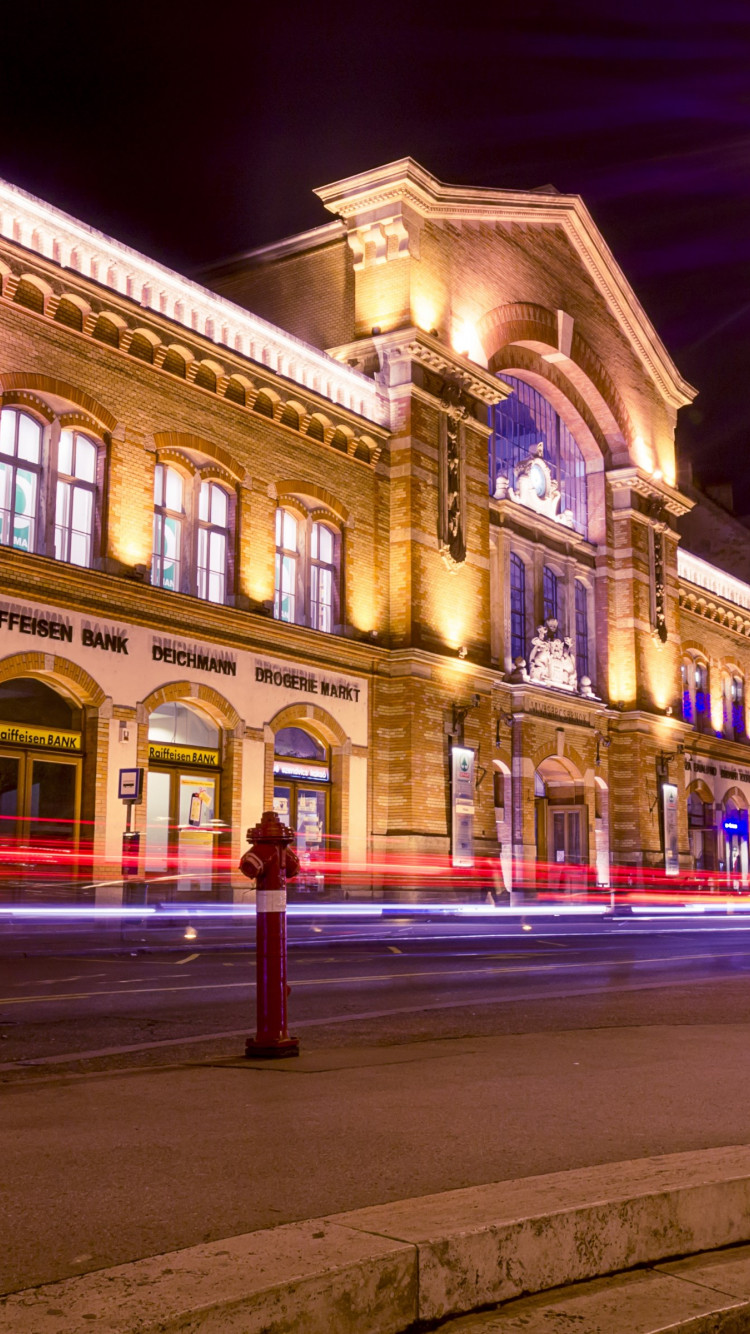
[
  {"x1": 315, "y1": 158, "x2": 697, "y2": 410},
  {"x1": 606, "y1": 467, "x2": 692, "y2": 518}
]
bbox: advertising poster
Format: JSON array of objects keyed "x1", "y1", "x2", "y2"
[
  {"x1": 662, "y1": 781, "x2": 679, "y2": 876},
  {"x1": 451, "y1": 746, "x2": 475, "y2": 868}
]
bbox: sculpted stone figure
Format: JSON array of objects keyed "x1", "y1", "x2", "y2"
[{"x1": 526, "y1": 618, "x2": 578, "y2": 693}]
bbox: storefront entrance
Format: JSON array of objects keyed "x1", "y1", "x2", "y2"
[
  {"x1": 273, "y1": 726, "x2": 330, "y2": 854},
  {"x1": 0, "y1": 678, "x2": 82, "y2": 866},
  {"x1": 145, "y1": 702, "x2": 222, "y2": 886},
  {"x1": 534, "y1": 755, "x2": 588, "y2": 890}
]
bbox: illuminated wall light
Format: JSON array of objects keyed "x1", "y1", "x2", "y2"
[
  {"x1": 412, "y1": 296, "x2": 438, "y2": 334},
  {"x1": 633, "y1": 434, "x2": 655, "y2": 473},
  {"x1": 451, "y1": 319, "x2": 484, "y2": 365}
]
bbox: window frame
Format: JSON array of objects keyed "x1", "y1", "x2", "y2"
[
  {"x1": 509, "y1": 551, "x2": 527, "y2": 665},
  {"x1": 273, "y1": 503, "x2": 342, "y2": 634},
  {"x1": 0, "y1": 406, "x2": 104, "y2": 569},
  {"x1": 151, "y1": 458, "x2": 236, "y2": 604}
]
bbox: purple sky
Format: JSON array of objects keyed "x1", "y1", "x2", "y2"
[{"x1": 2, "y1": 1, "x2": 748, "y2": 503}]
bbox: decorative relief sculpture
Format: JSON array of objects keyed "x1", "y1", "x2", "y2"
[
  {"x1": 646, "y1": 497, "x2": 669, "y2": 644},
  {"x1": 494, "y1": 443, "x2": 574, "y2": 528},
  {"x1": 527, "y1": 618, "x2": 578, "y2": 692},
  {"x1": 439, "y1": 380, "x2": 470, "y2": 568}
]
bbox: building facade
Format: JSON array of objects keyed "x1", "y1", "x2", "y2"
[{"x1": 1, "y1": 159, "x2": 749, "y2": 895}]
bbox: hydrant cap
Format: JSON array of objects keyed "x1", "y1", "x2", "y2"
[{"x1": 246, "y1": 809, "x2": 294, "y2": 845}]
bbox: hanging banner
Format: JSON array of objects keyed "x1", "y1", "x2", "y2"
[
  {"x1": 662, "y1": 781, "x2": 679, "y2": 876},
  {"x1": 451, "y1": 745, "x2": 475, "y2": 868}
]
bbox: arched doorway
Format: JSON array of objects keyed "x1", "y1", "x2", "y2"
[
  {"x1": 686, "y1": 780, "x2": 717, "y2": 872},
  {"x1": 0, "y1": 677, "x2": 83, "y2": 861},
  {"x1": 272, "y1": 725, "x2": 330, "y2": 853},
  {"x1": 145, "y1": 700, "x2": 223, "y2": 882},
  {"x1": 722, "y1": 787, "x2": 749, "y2": 886},
  {"x1": 534, "y1": 754, "x2": 587, "y2": 884}
]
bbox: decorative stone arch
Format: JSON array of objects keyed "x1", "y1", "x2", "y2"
[
  {"x1": 722, "y1": 784, "x2": 749, "y2": 810},
  {"x1": 264, "y1": 703, "x2": 352, "y2": 850},
  {"x1": 136, "y1": 681, "x2": 244, "y2": 867},
  {"x1": 0, "y1": 650, "x2": 106, "y2": 706},
  {"x1": 152, "y1": 430, "x2": 244, "y2": 482},
  {"x1": 276, "y1": 480, "x2": 349, "y2": 525},
  {"x1": 0, "y1": 651, "x2": 110, "y2": 862},
  {"x1": 479, "y1": 300, "x2": 634, "y2": 462},
  {"x1": 0, "y1": 373, "x2": 117, "y2": 432}
]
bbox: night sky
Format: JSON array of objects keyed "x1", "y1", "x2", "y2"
[{"x1": 1, "y1": 1, "x2": 748, "y2": 505}]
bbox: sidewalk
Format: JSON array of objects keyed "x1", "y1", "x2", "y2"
[
  {"x1": 5, "y1": 1147, "x2": 750, "y2": 1333},
  {"x1": 6, "y1": 1021, "x2": 750, "y2": 1297}
]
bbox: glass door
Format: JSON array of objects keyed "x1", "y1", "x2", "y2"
[
  {"x1": 28, "y1": 759, "x2": 79, "y2": 849},
  {"x1": 145, "y1": 767, "x2": 220, "y2": 889},
  {"x1": 0, "y1": 753, "x2": 20, "y2": 850}
]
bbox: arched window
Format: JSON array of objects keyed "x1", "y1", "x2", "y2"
[
  {"x1": 273, "y1": 504, "x2": 341, "y2": 633},
  {"x1": 310, "y1": 522, "x2": 335, "y2": 632},
  {"x1": 152, "y1": 463, "x2": 184, "y2": 591},
  {"x1": 542, "y1": 566, "x2": 559, "y2": 622},
  {"x1": 148, "y1": 700, "x2": 218, "y2": 748},
  {"x1": 509, "y1": 552, "x2": 526, "y2": 664},
  {"x1": 0, "y1": 409, "x2": 41, "y2": 553},
  {"x1": 274, "y1": 507, "x2": 298, "y2": 623},
  {"x1": 54, "y1": 430, "x2": 97, "y2": 567},
  {"x1": 197, "y1": 481, "x2": 229, "y2": 604},
  {"x1": 682, "y1": 658, "x2": 711, "y2": 734},
  {"x1": 723, "y1": 674, "x2": 745, "y2": 742},
  {"x1": 490, "y1": 376, "x2": 588, "y2": 537},
  {"x1": 575, "y1": 580, "x2": 589, "y2": 680}
]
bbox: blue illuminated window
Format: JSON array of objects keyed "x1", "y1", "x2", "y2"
[
  {"x1": 543, "y1": 567, "x2": 559, "y2": 622},
  {"x1": 510, "y1": 553, "x2": 526, "y2": 663},
  {"x1": 489, "y1": 376, "x2": 588, "y2": 538},
  {"x1": 694, "y1": 662, "x2": 709, "y2": 733},
  {"x1": 681, "y1": 663, "x2": 693, "y2": 724},
  {"x1": 575, "y1": 580, "x2": 589, "y2": 679}
]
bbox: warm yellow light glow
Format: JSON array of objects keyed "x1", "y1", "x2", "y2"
[
  {"x1": 452, "y1": 319, "x2": 484, "y2": 365},
  {"x1": 710, "y1": 682, "x2": 723, "y2": 734},
  {"x1": 116, "y1": 539, "x2": 151, "y2": 567},
  {"x1": 348, "y1": 582, "x2": 376, "y2": 634},
  {"x1": 633, "y1": 435, "x2": 655, "y2": 473},
  {"x1": 412, "y1": 296, "x2": 437, "y2": 333}
]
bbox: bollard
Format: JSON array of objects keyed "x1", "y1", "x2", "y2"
[{"x1": 239, "y1": 810, "x2": 300, "y2": 1058}]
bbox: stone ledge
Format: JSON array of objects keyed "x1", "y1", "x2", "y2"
[{"x1": 5, "y1": 1145, "x2": 750, "y2": 1333}]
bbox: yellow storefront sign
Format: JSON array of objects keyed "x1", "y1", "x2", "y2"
[
  {"x1": 148, "y1": 742, "x2": 220, "y2": 769},
  {"x1": 0, "y1": 723, "x2": 82, "y2": 751}
]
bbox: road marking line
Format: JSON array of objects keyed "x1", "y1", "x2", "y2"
[
  {"x1": 176, "y1": 953, "x2": 200, "y2": 965},
  {"x1": 0, "y1": 949, "x2": 744, "y2": 1007},
  {"x1": 388, "y1": 946, "x2": 402, "y2": 954}
]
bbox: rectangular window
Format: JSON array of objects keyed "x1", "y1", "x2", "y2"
[
  {"x1": 575, "y1": 580, "x2": 589, "y2": 680},
  {"x1": 543, "y1": 566, "x2": 559, "y2": 622},
  {"x1": 510, "y1": 553, "x2": 526, "y2": 663}
]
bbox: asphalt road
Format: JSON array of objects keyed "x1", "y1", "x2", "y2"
[{"x1": 5, "y1": 923, "x2": 750, "y2": 1297}]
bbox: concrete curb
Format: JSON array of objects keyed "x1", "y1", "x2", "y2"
[{"x1": 5, "y1": 1145, "x2": 750, "y2": 1333}]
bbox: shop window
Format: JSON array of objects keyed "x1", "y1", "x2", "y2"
[
  {"x1": 273, "y1": 504, "x2": 341, "y2": 633},
  {"x1": 575, "y1": 580, "x2": 589, "y2": 680},
  {"x1": 0, "y1": 677, "x2": 81, "y2": 729},
  {"x1": 149, "y1": 701, "x2": 218, "y2": 747},
  {"x1": 151, "y1": 463, "x2": 234, "y2": 602},
  {"x1": 509, "y1": 552, "x2": 526, "y2": 664},
  {"x1": 54, "y1": 431, "x2": 97, "y2": 567},
  {"x1": 275, "y1": 727, "x2": 326, "y2": 762},
  {"x1": 543, "y1": 566, "x2": 559, "y2": 622}
]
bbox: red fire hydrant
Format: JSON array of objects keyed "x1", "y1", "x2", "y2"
[{"x1": 240, "y1": 810, "x2": 300, "y2": 1058}]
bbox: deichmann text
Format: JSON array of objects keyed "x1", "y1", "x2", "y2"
[
  {"x1": 152, "y1": 645, "x2": 237, "y2": 676},
  {"x1": 254, "y1": 664, "x2": 360, "y2": 700}
]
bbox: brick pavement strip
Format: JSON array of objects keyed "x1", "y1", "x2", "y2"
[{"x1": 5, "y1": 1146, "x2": 750, "y2": 1334}]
